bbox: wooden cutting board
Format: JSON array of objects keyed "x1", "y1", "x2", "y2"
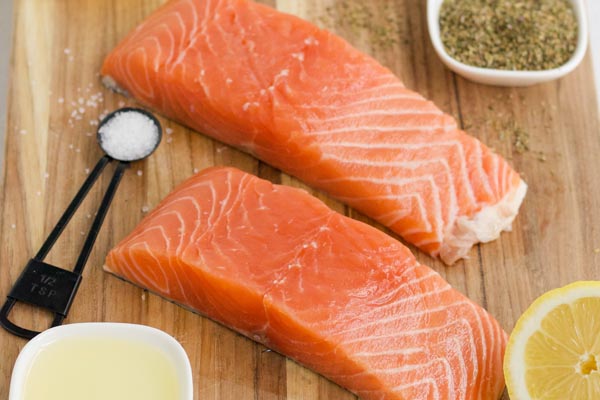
[{"x1": 1, "y1": 0, "x2": 599, "y2": 398}]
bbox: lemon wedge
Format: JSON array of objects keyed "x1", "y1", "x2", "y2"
[{"x1": 504, "y1": 281, "x2": 600, "y2": 399}]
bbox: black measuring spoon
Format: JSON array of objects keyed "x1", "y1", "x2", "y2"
[{"x1": 0, "y1": 107, "x2": 162, "y2": 339}]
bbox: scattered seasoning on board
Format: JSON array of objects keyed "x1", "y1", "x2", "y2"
[
  {"x1": 510, "y1": 124, "x2": 529, "y2": 153},
  {"x1": 319, "y1": 2, "x2": 404, "y2": 50},
  {"x1": 439, "y1": 0, "x2": 578, "y2": 70},
  {"x1": 536, "y1": 151, "x2": 547, "y2": 162},
  {"x1": 465, "y1": 112, "x2": 548, "y2": 162}
]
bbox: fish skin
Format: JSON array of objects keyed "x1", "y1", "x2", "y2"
[
  {"x1": 101, "y1": 0, "x2": 526, "y2": 264},
  {"x1": 105, "y1": 167, "x2": 507, "y2": 400}
]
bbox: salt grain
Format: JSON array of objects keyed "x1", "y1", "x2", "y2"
[
  {"x1": 98, "y1": 111, "x2": 160, "y2": 161},
  {"x1": 166, "y1": 128, "x2": 173, "y2": 135},
  {"x1": 11, "y1": 224, "x2": 16, "y2": 229},
  {"x1": 118, "y1": 101, "x2": 125, "y2": 107},
  {"x1": 137, "y1": 170, "x2": 143, "y2": 176},
  {"x1": 58, "y1": 97, "x2": 64, "y2": 104},
  {"x1": 64, "y1": 48, "x2": 71, "y2": 54},
  {"x1": 142, "y1": 206, "x2": 150, "y2": 213},
  {"x1": 19, "y1": 129, "x2": 27, "y2": 135},
  {"x1": 193, "y1": 168, "x2": 199, "y2": 174}
]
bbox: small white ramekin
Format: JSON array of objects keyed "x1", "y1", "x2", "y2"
[
  {"x1": 8, "y1": 323, "x2": 193, "y2": 400},
  {"x1": 427, "y1": 0, "x2": 588, "y2": 86}
]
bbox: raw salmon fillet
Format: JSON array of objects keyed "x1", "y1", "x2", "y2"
[
  {"x1": 105, "y1": 167, "x2": 507, "y2": 400},
  {"x1": 101, "y1": 0, "x2": 527, "y2": 264}
]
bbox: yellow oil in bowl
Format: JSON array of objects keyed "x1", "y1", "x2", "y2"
[
  {"x1": 9, "y1": 323, "x2": 193, "y2": 400},
  {"x1": 22, "y1": 337, "x2": 180, "y2": 400}
]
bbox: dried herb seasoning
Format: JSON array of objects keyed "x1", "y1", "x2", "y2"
[
  {"x1": 492, "y1": 119, "x2": 530, "y2": 153},
  {"x1": 439, "y1": 0, "x2": 578, "y2": 70},
  {"x1": 319, "y1": 2, "x2": 404, "y2": 50}
]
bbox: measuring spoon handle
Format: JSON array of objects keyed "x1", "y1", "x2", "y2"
[
  {"x1": 0, "y1": 159, "x2": 129, "y2": 339},
  {"x1": 35, "y1": 155, "x2": 112, "y2": 261},
  {"x1": 73, "y1": 161, "x2": 129, "y2": 275}
]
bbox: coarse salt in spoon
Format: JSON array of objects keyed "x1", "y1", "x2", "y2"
[{"x1": 98, "y1": 109, "x2": 161, "y2": 162}]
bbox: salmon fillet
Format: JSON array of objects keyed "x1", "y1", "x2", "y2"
[
  {"x1": 101, "y1": 0, "x2": 527, "y2": 264},
  {"x1": 105, "y1": 167, "x2": 507, "y2": 400}
]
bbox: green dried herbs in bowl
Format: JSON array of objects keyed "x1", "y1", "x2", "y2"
[{"x1": 439, "y1": 0, "x2": 578, "y2": 71}]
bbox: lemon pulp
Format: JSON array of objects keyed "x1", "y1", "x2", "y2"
[{"x1": 524, "y1": 297, "x2": 600, "y2": 398}]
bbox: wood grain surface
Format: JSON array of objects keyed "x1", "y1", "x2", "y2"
[{"x1": 1, "y1": 0, "x2": 599, "y2": 399}]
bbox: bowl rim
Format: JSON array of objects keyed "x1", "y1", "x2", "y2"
[
  {"x1": 8, "y1": 322, "x2": 193, "y2": 400},
  {"x1": 427, "y1": 0, "x2": 589, "y2": 80}
]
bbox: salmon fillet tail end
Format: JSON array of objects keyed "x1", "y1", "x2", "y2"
[
  {"x1": 100, "y1": 0, "x2": 527, "y2": 265},
  {"x1": 440, "y1": 179, "x2": 527, "y2": 264}
]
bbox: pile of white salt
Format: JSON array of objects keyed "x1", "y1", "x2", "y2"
[{"x1": 98, "y1": 111, "x2": 160, "y2": 161}]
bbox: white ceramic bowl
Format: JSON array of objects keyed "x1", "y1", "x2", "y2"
[
  {"x1": 8, "y1": 323, "x2": 193, "y2": 400},
  {"x1": 427, "y1": 0, "x2": 588, "y2": 86}
]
